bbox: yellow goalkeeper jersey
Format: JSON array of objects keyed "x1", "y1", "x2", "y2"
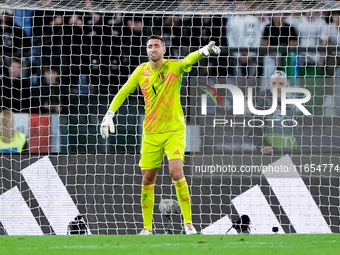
[{"x1": 109, "y1": 51, "x2": 203, "y2": 134}]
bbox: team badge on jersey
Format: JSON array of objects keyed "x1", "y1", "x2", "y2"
[{"x1": 158, "y1": 72, "x2": 165, "y2": 81}]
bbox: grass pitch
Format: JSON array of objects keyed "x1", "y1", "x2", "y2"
[{"x1": 0, "y1": 234, "x2": 339, "y2": 255}]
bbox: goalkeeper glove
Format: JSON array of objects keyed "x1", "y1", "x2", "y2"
[
  {"x1": 100, "y1": 110, "x2": 115, "y2": 138},
  {"x1": 198, "y1": 41, "x2": 221, "y2": 56}
]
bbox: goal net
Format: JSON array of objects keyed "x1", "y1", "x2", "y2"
[{"x1": 0, "y1": 0, "x2": 339, "y2": 235}]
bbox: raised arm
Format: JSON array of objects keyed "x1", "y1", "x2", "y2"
[{"x1": 179, "y1": 41, "x2": 221, "y2": 73}]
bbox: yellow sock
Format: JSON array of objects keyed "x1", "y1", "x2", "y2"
[
  {"x1": 173, "y1": 177, "x2": 192, "y2": 224},
  {"x1": 141, "y1": 184, "x2": 155, "y2": 230}
]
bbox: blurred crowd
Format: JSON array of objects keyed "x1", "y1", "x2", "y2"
[{"x1": 0, "y1": 6, "x2": 340, "y2": 115}]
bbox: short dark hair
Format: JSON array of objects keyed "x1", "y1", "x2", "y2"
[
  {"x1": 331, "y1": 10, "x2": 340, "y2": 16},
  {"x1": 10, "y1": 57, "x2": 21, "y2": 66},
  {"x1": 43, "y1": 65, "x2": 60, "y2": 74},
  {"x1": 146, "y1": 35, "x2": 165, "y2": 46}
]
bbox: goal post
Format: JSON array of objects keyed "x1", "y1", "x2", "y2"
[{"x1": 0, "y1": 0, "x2": 339, "y2": 235}]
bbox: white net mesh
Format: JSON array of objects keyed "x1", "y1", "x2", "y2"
[
  {"x1": 1, "y1": 0, "x2": 340, "y2": 14},
  {"x1": 0, "y1": 0, "x2": 339, "y2": 235}
]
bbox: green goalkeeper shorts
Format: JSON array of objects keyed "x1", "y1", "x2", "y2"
[{"x1": 139, "y1": 130, "x2": 186, "y2": 170}]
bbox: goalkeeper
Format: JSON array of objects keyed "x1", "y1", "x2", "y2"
[{"x1": 101, "y1": 35, "x2": 220, "y2": 235}]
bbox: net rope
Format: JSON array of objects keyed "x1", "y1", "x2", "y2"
[{"x1": 1, "y1": 0, "x2": 340, "y2": 14}]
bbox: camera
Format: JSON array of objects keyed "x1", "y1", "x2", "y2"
[
  {"x1": 67, "y1": 215, "x2": 89, "y2": 235},
  {"x1": 226, "y1": 214, "x2": 251, "y2": 234}
]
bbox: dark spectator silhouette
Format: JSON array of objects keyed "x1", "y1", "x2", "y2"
[
  {"x1": 0, "y1": 9, "x2": 25, "y2": 63},
  {"x1": 1, "y1": 58, "x2": 30, "y2": 113},
  {"x1": 31, "y1": 65, "x2": 65, "y2": 114}
]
